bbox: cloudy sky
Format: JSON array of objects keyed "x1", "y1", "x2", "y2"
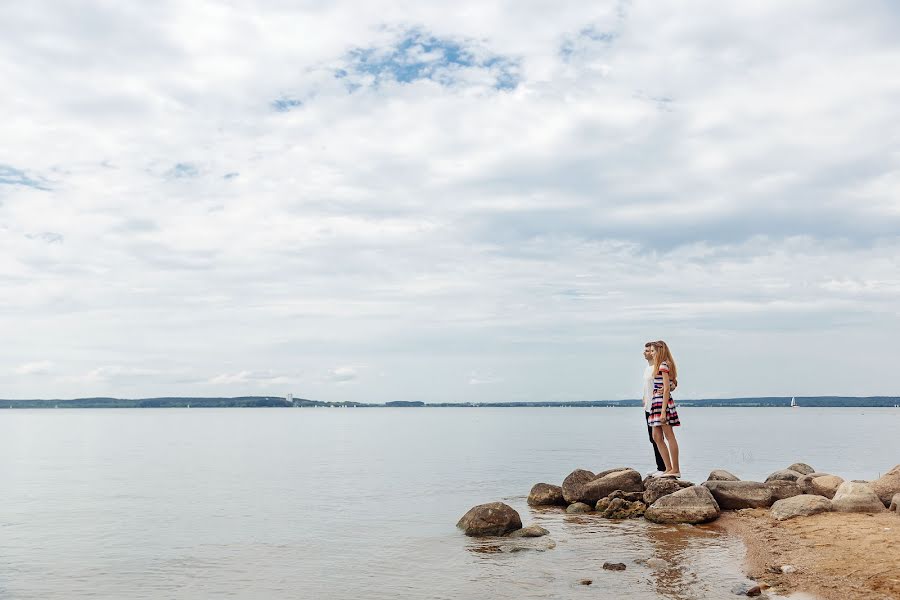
[{"x1": 2, "y1": 1, "x2": 899, "y2": 402}]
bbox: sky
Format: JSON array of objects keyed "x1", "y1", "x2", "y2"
[{"x1": 2, "y1": 1, "x2": 899, "y2": 402}]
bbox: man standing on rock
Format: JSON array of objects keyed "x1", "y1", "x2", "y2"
[{"x1": 643, "y1": 342, "x2": 674, "y2": 476}]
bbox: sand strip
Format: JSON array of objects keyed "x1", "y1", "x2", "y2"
[{"x1": 717, "y1": 509, "x2": 900, "y2": 600}]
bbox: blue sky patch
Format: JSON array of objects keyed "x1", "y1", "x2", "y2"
[
  {"x1": 0, "y1": 164, "x2": 50, "y2": 190},
  {"x1": 167, "y1": 163, "x2": 199, "y2": 179},
  {"x1": 340, "y1": 29, "x2": 520, "y2": 90},
  {"x1": 272, "y1": 97, "x2": 303, "y2": 112}
]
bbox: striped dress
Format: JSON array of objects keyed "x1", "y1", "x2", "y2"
[{"x1": 647, "y1": 361, "x2": 680, "y2": 427}]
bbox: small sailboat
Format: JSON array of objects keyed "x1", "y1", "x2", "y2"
[{"x1": 790, "y1": 397, "x2": 797, "y2": 408}]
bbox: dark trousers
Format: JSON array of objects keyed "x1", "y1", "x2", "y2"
[{"x1": 646, "y1": 411, "x2": 666, "y2": 471}]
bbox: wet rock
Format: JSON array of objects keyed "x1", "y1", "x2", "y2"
[
  {"x1": 702, "y1": 481, "x2": 774, "y2": 509},
  {"x1": 579, "y1": 579, "x2": 592, "y2": 585},
  {"x1": 708, "y1": 469, "x2": 740, "y2": 482},
  {"x1": 528, "y1": 483, "x2": 566, "y2": 506},
  {"x1": 765, "y1": 468, "x2": 804, "y2": 482},
  {"x1": 765, "y1": 480, "x2": 803, "y2": 501},
  {"x1": 770, "y1": 494, "x2": 833, "y2": 521},
  {"x1": 645, "y1": 485, "x2": 721, "y2": 524},
  {"x1": 746, "y1": 584, "x2": 762, "y2": 596},
  {"x1": 890, "y1": 493, "x2": 900, "y2": 513},
  {"x1": 607, "y1": 489, "x2": 645, "y2": 502},
  {"x1": 871, "y1": 464, "x2": 900, "y2": 507},
  {"x1": 595, "y1": 496, "x2": 647, "y2": 519},
  {"x1": 507, "y1": 525, "x2": 549, "y2": 538},
  {"x1": 644, "y1": 476, "x2": 692, "y2": 504},
  {"x1": 831, "y1": 480, "x2": 885, "y2": 513},
  {"x1": 787, "y1": 462, "x2": 815, "y2": 475},
  {"x1": 457, "y1": 502, "x2": 522, "y2": 536},
  {"x1": 562, "y1": 468, "x2": 643, "y2": 505},
  {"x1": 796, "y1": 473, "x2": 844, "y2": 499},
  {"x1": 602, "y1": 561, "x2": 626, "y2": 571},
  {"x1": 566, "y1": 502, "x2": 593, "y2": 514}
]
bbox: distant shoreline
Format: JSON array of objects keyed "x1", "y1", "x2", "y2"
[{"x1": 2, "y1": 397, "x2": 900, "y2": 409}]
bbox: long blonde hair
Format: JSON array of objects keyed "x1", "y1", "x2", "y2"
[{"x1": 650, "y1": 340, "x2": 678, "y2": 381}]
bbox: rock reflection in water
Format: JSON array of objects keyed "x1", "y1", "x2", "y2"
[{"x1": 457, "y1": 498, "x2": 769, "y2": 599}]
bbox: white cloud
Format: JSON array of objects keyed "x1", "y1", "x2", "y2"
[
  {"x1": 1, "y1": 1, "x2": 899, "y2": 401},
  {"x1": 14, "y1": 361, "x2": 54, "y2": 375}
]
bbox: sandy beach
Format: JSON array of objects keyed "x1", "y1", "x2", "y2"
[{"x1": 718, "y1": 509, "x2": 900, "y2": 600}]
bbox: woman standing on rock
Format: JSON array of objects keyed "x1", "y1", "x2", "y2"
[{"x1": 647, "y1": 340, "x2": 681, "y2": 478}]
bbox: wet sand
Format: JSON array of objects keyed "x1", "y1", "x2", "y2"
[{"x1": 718, "y1": 509, "x2": 900, "y2": 600}]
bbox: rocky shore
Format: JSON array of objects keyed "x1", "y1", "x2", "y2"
[{"x1": 457, "y1": 463, "x2": 900, "y2": 598}]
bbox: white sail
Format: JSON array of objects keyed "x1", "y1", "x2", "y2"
[{"x1": 790, "y1": 397, "x2": 797, "y2": 407}]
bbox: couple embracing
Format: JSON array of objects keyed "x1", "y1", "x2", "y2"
[{"x1": 642, "y1": 340, "x2": 681, "y2": 478}]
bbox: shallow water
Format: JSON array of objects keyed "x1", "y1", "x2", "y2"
[{"x1": 1, "y1": 407, "x2": 896, "y2": 599}]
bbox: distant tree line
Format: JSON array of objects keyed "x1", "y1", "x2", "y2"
[{"x1": 2, "y1": 396, "x2": 898, "y2": 409}]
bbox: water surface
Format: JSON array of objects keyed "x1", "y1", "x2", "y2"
[{"x1": 1, "y1": 407, "x2": 897, "y2": 599}]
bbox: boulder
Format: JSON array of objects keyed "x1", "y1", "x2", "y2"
[
  {"x1": 765, "y1": 469, "x2": 804, "y2": 483},
  {"x1": 787, "y1": 462, "x2": 815, "y2": 475},
  {"x1": 707, "y1": 469, "x2": 740, "y2": 482},
  {"x1": 595, "y1": 496, "x2": 646, "y2": 519},
  {"x1": 562, "y1": 468, "x2": 643, "y2": 505},
  {"x1": 770, "y1": 494, "x2": 833, "y2": 521},
  {"x1": 702, "y1": 481, "x2": 774, "y2": 509},
  {"x1": 796, "y1": 473, "x2": 844, "y2": 499},
  {"x1": 528, "y1": 483, "x2": 566, "y2": 506},
  {"x1": 645, "y1": 485, "x2": 721, "y2": 524},
  {"x1": 765, "y1": 480, "x2": 803, "y2": 501},
  {"x1": 606, "y1": 489, "x2": 645, "y2": 502},
  {"x1": 644, "y1": 477, "x2": 693, "y2": 505},
  {"x1": 889, "y1": 493, "x2": 900, "y2": 514},
  {"x1": 871, "y1": 465, "x2": 900, "y2": 507},
  {"x1": 831, "y1": 481, "x2": 885, "y2": 513},
  {"x1": 507, "y1": 525, "x2": 549, "y2": 538},
  {"x1": 566, "y1": 502, "x2": 593, "y2": 514},
  {"x1": 562, "y1": 469, "x2": 597, "y2": 504},
  {"x1": 457, "y1": 502, "x2": 522, "y2": 536}
]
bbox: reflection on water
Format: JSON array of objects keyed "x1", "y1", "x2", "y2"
[{"x1": 460, "y1": 498, "x2": 800, "y2": 600}]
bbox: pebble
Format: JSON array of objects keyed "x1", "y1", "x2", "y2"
[
  {"x1": 579, "y1": 579, "x2": 592, "y2": 586},
  {"x1": 647, "y1": 558, "x2": 668, "y2": 568},
  {"x1": 603, "y1": 562, "x2": 626, "y2": 571},
  {"x1": 780, "y1": 565, "x2": 797, "y2": 574}
]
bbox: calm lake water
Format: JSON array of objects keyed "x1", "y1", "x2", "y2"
[{"x1": 1, "y1": 407, "x2": 897, "y2": 599}]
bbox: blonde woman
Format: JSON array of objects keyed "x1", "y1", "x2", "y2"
[{"x1": 647, "y1": 340, "x2": 681, "y2": 477}]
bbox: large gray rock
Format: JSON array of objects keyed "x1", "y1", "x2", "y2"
[
  {"x1": 765, "y1": 469, "x2": 804, "y2": 483},
  {"x1": 796, "y1": 473, "x2": 844, "y2": 499},
  {"x1": 787, "y1": 463, "x2": 815, "y2": 475},
  {"x1": 528, "y1": 483, "x2": 566, "y2": 506},
  {"x1": 644, "y1": 477, "x2": 693, "y2": 504},
  {"x1": 765, "y1": 480, "x2": 803, "y2": 501},
  {"x1": 645, "y1": 485, "x2": 721, "y2": 524},
  {"x1": 871, "y1": 465, "x2": 900, "y2": 507},
  {"x1": 457, "y1": 502, "x2": 522, "y2": 536},
  {"x1": 562, "y1": 469, "x2": 597, "y2": 504},
  {"x1": 702, "y1": 481, "x2": 774, "y2": 509},
  {"x1": 562, "y1": 468, "x2": 643, "y2": 505},
  {"x1": 770, "y1": 494, "x2": 833, "y2": 521},
  {"x1": 707, "y1": 469, "x2": 740, "y2": 482},
  {"x1": 831, "y1": 481, "x2": 885, "y2": 513}
]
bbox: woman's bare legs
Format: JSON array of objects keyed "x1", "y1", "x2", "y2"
[
  {"x1": 661, "y1": 424, "x2": 680, "y2": 474},
  {"x1": 651, "y1": 426, "x2": 672, "y2": 473}
]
